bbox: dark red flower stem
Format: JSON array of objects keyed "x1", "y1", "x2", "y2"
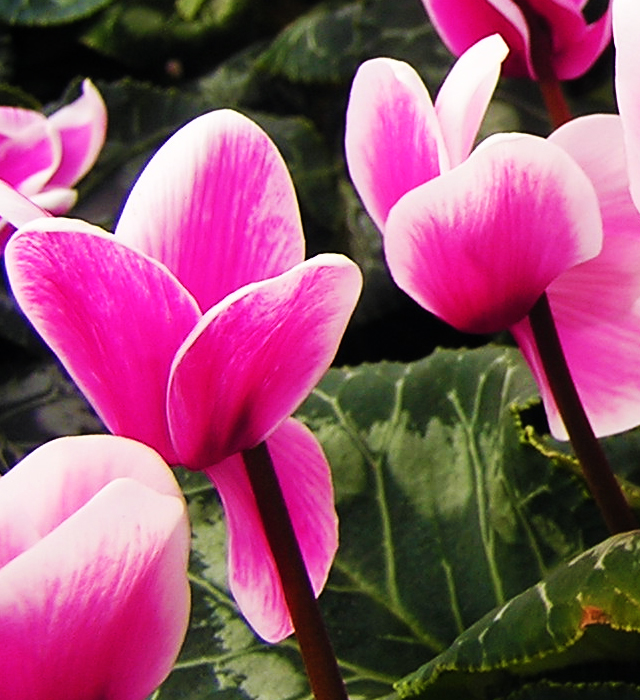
[
  {"x1": 528, "y1": 293, "x2": 638, "y2": 534},
  {"x1": 513, "y1": 0, "x2": 573, "y2": 128},
  {"x1": 242, "y1": 442, "x2": 349, "y2": 700}
]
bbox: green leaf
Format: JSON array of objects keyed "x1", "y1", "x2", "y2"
[
  {"x1": 394, "y1": 531, "x2": 640, "y2": 699},
  {"x1": 0, "y1": 0, "x2": 113, "y2": 26},
  {"x1": 156, "y1": 346, "x2": 607, "y2": 698}
]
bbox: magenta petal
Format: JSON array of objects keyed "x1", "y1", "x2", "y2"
[
  {"x1": 614, "y1": 0, "x2": 640, "y2": 213},
  {"x1": 0, "y1": 452, "x2": 189, "y2": 700},
  {"x1": 5, "y1": 222, "x2": 201, "y2": 462},
  {"x1": 0, "y1": 435, "x2": 186, "y2": 568},
  {"x1": 46, "y1": 79, "x2": 107, "y2": 188},
  {"x1": 550, "y1": 1, "x2": 612, "y2": 79},
  {"x1": 205, "y1": 418, "x2": 338, "y2": 642},
  {"x1": 116, "y1": 109, "x2": 305, "y2": 311},
  {"x1": 384, "y1": 133, "x2": 603, "y2": 334},
  {"x1": 421, "y1": 0, "x2": 532, "y2": 76},
  {"x1": 345, "y1": 58, "x2": 448, "y2": 231},
  {"x1": 0, "y1": 108, "x2": 59, "y2": 193},
  {"x1": 168, "y1": 254, "x2": 362, "y2": 468},
  {"x1": 435, "y1": 34, "x2": 508, "y2": 167}
]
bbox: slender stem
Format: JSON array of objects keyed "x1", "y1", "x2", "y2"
[
  {"x1": 512, "y1": 0, "x2": 573, "y2": 129},
  {"x1": 537, "y1": 78, "x2": 573, "y2": 130},
  {"x1": 527, "y1": 293, "x2": 638, "y2": 534},
  {"x1": 242, "y1": 442, "x2": 349, "y2": 700}
]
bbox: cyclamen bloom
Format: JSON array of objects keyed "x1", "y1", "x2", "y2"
[
  {"x1": 346, "y1": 41, "x2": 640, "y2": 441},
  {"x1": 4, "y1": 109, "x2": 362, "y2": 643},
  {"x1": 0, "y1": 79, "x2": 106, "y2": 250},
  {"x1": 421, "y1": 0, "x2": 612, "y2": 80},
  {"x1": 0, "y1": 435, "x2": 190, "y2": 700}
]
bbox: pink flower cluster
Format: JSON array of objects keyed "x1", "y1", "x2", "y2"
[{"x1": 0, "y1": 88, "x2": 361, "y2": 693}]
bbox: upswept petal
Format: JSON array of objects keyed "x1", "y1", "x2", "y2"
[
  {"x1": 434, "y1": 34, "x2": 509, "y2": 167},
  {"x1": 205, "y1": 418, "x2": 337, "y2": 643},
  {"x1": 0, "y1": 435, "x2": 185, "y2": 569},
  {"x1": 512, "y1": 114, "x2": 640, "y2": 439},
  {"x1": 0, "y1": 462, "x2": 189, "y2": 699},
  {"x1": 384, "y1": 133, "x2": 602, "y2": 334},
  {"x1": 5, "y1": 222, "x2": 201, "y2": 463},
  {"x1": 0, "y1": 108, "x2": 60, "y2": 193},
  {"x1": 421, "y1": 0, "x2": 532, "y2": 76},
  {"x1": 45, "y1": 79, "x2": 107, "y2": 188},
  {"x1": 116, "y1": 109, "x2": 304, "y2": 311},
  {"x1": 614, "y1": 0, "x2": 640, "y2": 212},
  {"x1": 168, "y1": 253, "x2": 362, "y2": 469},
  {"x1": 345, "y1": 58, "x2": 448, "y2": 232}
]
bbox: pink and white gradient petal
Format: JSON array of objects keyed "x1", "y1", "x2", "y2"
[
  {"x1": 0, "y1": 109, "x2": 60, "y2": 193},
  {"x1": 5, "y1": 223, "x2": 201, "y2": 463},
  {"x1": 0, "y1": 435, "x2": 186, "y2": 568},
  {"x1": 0, "y1": 438, "x2": 190, "y2": 700},
  {"x1": 30, "y1": 187, "x2": 78, "y2": 216},
  {"x1": 116, "y1": 109, "x2": 305, "y2": 311},
  {"x1": 168, "y1": 254, "x2": 362, "y2": 468},
  {"x1": 614, "y1": 0, "x2": 640, "y2": 213},
  {"x1": 345, "y1": 58, "x2": 448, "y2": 231},
  {"x1": 434, "y1": 33, "x2": 509, "y2": 167},
  {"x1": 512, "y1": 114, "x2": 640, "y2": 439},
  {"x1": 384, "y1": 133, "x2": 602, "y2": 334},
  {"x1": 205, "y1": 418, "x2": 337, "y2": 643},
  {"x1": 46, "y1": 79, "x2": 107, "y2": 189}
]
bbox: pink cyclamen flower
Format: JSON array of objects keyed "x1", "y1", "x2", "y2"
[
  {"x1": 0, "y1": 79, "x2": 106, "y2": 251},
  {"x1": 4, "y1": 108, "x2": 362, "y2": 643},
  {"x1": 346, "y1": 34, "x2": 509, "y2": 233},
  {"x1": 346, "y1": 42, "x2": 640, "y2": 441},
  {"x1": 0, "y1": 435, "x2": 190, "y2": 700},
  {"x1": 421, "y1": 0, "x2": 612, "y2": 80}
]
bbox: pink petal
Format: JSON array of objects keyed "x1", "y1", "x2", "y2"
[
  {"x1": 421, "y1": 0, "x2": 532, "y2": 77},
  {"x1": 512, "y1": 114, "x2": 640, "y2": 439},
  {"x1": 614, "y1": 0, "x2": 640, "y2": 213},
  {"x1": 5, "y1": 222, "x2": 201, "y2": 463},
  {"x1": 45, "y1": 79, "x2": 107, "y2": 188},
  {"x1": 345, "y1": 58, "x2": 448, "y2": 231},
  {"x1": 434, "y1": 34, "x2": 509, "y2": 167},
  {"x1": 205, "y1": 418, "x2": 337, "y2": 642},
  {"x1": 549, "y1": 0, "x2": 612, "y2": 79},
  {"x1": 0, "y1": 458, "x2": 189, "y2": 700},
  {"x1": 0, "y1": 179, "x2": 50, "y2": 252},
  {"x1": 115, "y1": 109, "x2": 305, "y2": 311},
  {"x1": 0, "y1": 108, "x2": 60, "y2": 193},
  {"x1": 0, "y1": 435, "x2": 186, "y2": 568},
  {"x1": 31, "y1": 186, "x2": 78, "y2": 215},
  {"x1": 168, "y1": 254, "x2": 362, "y2": 469},
  {"x1": 384, "y1": 133, "x2": 602, "y2": 334}
]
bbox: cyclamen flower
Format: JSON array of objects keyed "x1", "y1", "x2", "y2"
[
  {"x1": 4, "y1": 109, "x2": 362, "y2": 643},
  {"x1": 421, "y1": 0, "x2": 612, "y2": 80},
  {"x1": 346, "y1": 42, "x2": 640, "y2": 441},
  {"x1": 0, "y1": 435, "x2": 190, "y2": 700},
  {"x1": 0, "y1": 79, "x2": 106, "y2": 251}
]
